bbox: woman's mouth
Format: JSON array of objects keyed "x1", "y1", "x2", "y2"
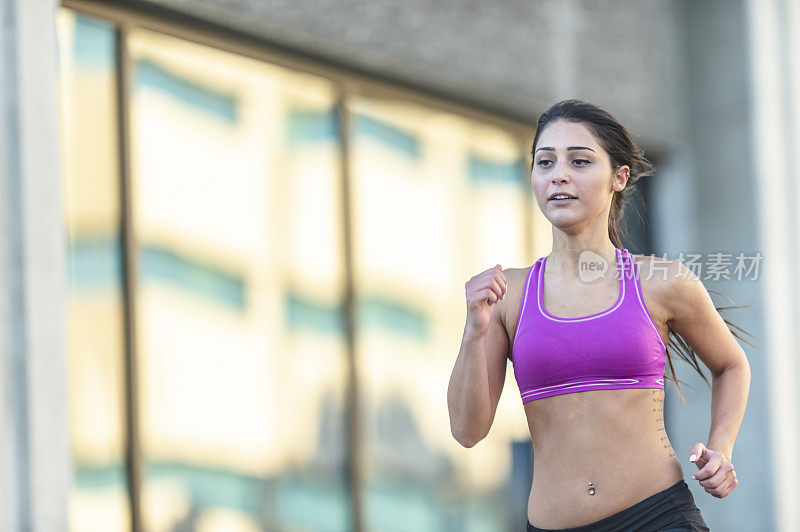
[{"x1": 549, "y1": 197, "x2": 577, "y2": 205}]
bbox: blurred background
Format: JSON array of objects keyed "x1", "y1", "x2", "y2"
[{"x1": 1, "y1": 0, "x2": 796, "y2": 531}]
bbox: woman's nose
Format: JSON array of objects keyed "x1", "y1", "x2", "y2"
[{"x1": 553, "y1": 162, "x2": 571, "y2": 182}]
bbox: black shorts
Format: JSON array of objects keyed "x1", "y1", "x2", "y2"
[{"x1": 526, "y1": 479, "x2": 710, "y2": 531}]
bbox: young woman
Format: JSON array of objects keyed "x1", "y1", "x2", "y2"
[{"x1": 447, "y1": 99, "x2": 752, "y2": 531}]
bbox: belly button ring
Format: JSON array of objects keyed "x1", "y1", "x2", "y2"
[{"x1": 588, "y1": 481, "x2": 595, "y2": 495}]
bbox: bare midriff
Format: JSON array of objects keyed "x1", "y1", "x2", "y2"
[{"x1": 524, "y1": 387, "x2": 684, "y2": 529}]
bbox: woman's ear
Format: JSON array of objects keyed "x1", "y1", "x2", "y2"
[{"x1": 615, "y1": 165, "x2": 630, "y2": 189}]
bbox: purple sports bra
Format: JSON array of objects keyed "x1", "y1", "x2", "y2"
[{"x1": 511, "y1": 247, "x2": 668, "y2": 404}]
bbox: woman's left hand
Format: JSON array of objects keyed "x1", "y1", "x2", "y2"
[{"x1": 688, "y1": 443, "x2": 738, "y2": 498}]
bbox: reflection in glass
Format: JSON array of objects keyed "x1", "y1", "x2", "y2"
[
  {"x1": 128, "y1": 28, "x2": 349, "y2": 532},
  {"x1": 59, "y1": 8, "x2": 535, "y2": 530},
  {"x1": 57, "y1": 9, "x2": 131, "y2": 532},
  {"x1": 349, "y1": 96, "x2": 530, "y2": 531}
]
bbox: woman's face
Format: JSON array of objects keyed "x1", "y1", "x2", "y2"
[{"x1": 531, "y1": 120, "x2": 628, "y2": 230}]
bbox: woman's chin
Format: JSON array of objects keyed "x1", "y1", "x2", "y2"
[{"x1": 545, "y1": 212, "x2": 586, "y2": 228}]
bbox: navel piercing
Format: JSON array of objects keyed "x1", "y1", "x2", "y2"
[{"x1": 588, "y1": 481, "x2": 595, "y2": 495}]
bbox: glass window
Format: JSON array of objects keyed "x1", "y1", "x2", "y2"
[
  {"x1": 56, "y1": 9, "x2": 131, "y2": 532},
  {"x1": 58, "y1": 8, "x2": 534, "y2": 531},
  {"x1": 127, "y1": 28, "x2": 349, "y2": 532},
  {"x1": 349, "y1": 95, "x2": 530, "y2": 531}
]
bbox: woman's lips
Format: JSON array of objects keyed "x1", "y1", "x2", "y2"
[{"x1": 549, "y1": 197, "x2": 577, "y2": 205}]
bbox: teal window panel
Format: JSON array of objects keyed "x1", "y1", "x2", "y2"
[
  {"x1": 143, "y1": 462, "x2": 349, "y2": 531},
  {"x1": 145, "y1": 461, "x2": 264, "y2": 517},
  {"x1": 73, "y1": 462, "x2": 128, "y2": 491},
  {"x1": 365, "y1": 481, "x2": 445, "y2": 532},
  {"x1": 140, "y1": 245, "x2": 246, "y2": 310},
  {"x1": 67, "y1": 237, "x2": 245, "y2": 311},
  {"x1": 134, "y1": 58, "x2": 239, "y2": 123},
  {"x1": 285, "y1": 107, "x2": 338, "y2": 145},
  {"x1": 65, "y1": 234, "x2": 123, "y2": 291},
  {"x1": 358, "y1": 296, "x2": 428, "y2": 340},
  {"x1": 354, "y1": 114, "x2": 419, "y2": 159},
  {"x1": 73, "y1": 13, "x2": 115, "y2": 68},
  {"x1": 286, "y1": 293, "x2": 428, "y2": 339},
  {"x1": 276, "y1": 475, "x2": 350, "y2": 532},
  {"x1": 286, "y1": 293, "x2": 345, "y2": 334},
  {"x1": 468, "y1": 154, "x2": 524, "y2": 185}
]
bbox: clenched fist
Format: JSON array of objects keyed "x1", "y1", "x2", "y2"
[{"x1": 464, "y1": 264, "x2": 508, "y2": 337}]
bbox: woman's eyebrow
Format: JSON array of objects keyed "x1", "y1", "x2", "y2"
[{"x1": 533, "y1": 146, "x2": 596, "y2": 154}]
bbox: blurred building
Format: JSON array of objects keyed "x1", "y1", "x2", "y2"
[{"x1": 0, "y1": 0, "x2": 797, "y2": 531}]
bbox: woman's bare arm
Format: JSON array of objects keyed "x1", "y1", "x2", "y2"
[
  {"x1": 664, "y1": 259, "x2": 751, "y2": 461},
  {"x1": 448, "y1": 269, "x2": 511, "y2": 447}
]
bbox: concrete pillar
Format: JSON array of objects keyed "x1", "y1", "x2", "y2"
[
  {"x1": 655, "y1": 1, "x2": 773, "y2": 530},
  {"x1": 0, "y1": 0, "x2": 71, "y2": 530},
  {"x1": 745, "y1": 0, "x2": 800, "y2": 530}
]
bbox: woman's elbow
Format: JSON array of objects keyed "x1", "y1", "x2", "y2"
[{"x1": 451, "y1": 424, "x2": 487, "y2": 448}]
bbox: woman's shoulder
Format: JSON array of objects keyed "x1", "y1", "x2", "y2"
[
  {"x1": 503, "y1": 263, "x2": 537, "y2": 293},
  {"x1": 629, "y1": 252, "x2": 701, "y2": 320},
  {"x1": 629, "y1": 252, "x2": 695, "y2": 284},
  {"x1": 497, "y1": 264, "x2": 536, "y2": 319}
]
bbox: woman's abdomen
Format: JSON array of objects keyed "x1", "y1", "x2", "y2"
[{"x1": 524, "y1": 388, "x2": 684, "y2": 529}]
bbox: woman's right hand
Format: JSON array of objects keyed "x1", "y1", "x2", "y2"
[{"x1": 465, "y1": 264, "x2": 508, "y2": 337}]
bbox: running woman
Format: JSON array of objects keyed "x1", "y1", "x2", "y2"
[{"x1": 447, "y1": 99, "x2": 751, "y2": 531}]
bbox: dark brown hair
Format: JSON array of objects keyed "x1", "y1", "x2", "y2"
[{"x1": 530, "y1": 99, "x2": 755, "y2": 403}]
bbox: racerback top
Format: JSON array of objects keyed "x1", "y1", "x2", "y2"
[{"x1": 511, "y1": 247, "x2": 668, "y2": 404}]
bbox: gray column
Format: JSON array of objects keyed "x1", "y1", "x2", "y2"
[
  {"x1": 746, "y1": 0, "x2": 800, "y2": 530},
  {"x1": 655, "y1": 1, "x2": 773, "y2": 531},
  {"x1": 0, "y1": 0, "x2": 71, "y2": 531}
]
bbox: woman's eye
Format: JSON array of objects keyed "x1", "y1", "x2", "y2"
[{"x1": 536, "y1": 159, "x2": 590, "y2": 168}]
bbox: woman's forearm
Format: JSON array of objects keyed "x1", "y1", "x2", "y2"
[
  {"x1": 706, "y1": 362, "x2": 751, "y2": 461},
  {"x1": 447, "y1": 326, "x2": 492, "y2": 447}
]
